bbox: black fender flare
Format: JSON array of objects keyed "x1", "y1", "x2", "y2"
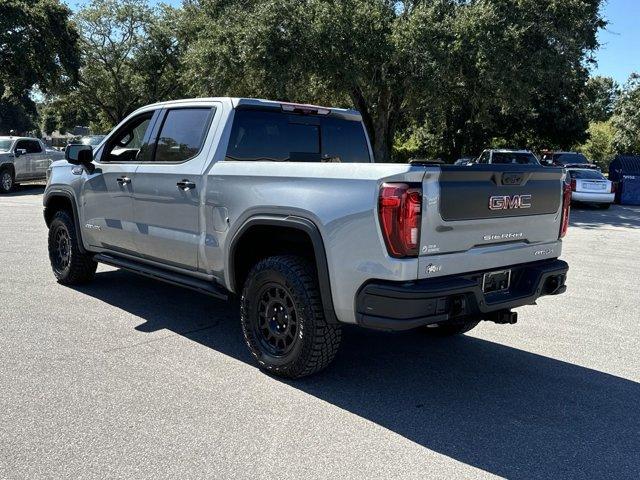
[
  {"x1": 43, "y1": 189, "x2": 87, "y2": 254},
  {"x1": 228, "y1": 215, "x2": 338, "y2": 324}
]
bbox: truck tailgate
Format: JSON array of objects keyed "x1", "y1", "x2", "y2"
[{"x1": 418, "y1": 164, "x2": 565, "y2": 278}]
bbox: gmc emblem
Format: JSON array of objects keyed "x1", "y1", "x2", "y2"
[{"x1": 489, "y1": 195, "x2": 532, "y2": 210}]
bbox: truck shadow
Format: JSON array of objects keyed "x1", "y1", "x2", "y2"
[
  {"x1": 75, "y1": 270, "x2": 640, "y2": 479},
  {"x1": 570, "y1": 204, "x2": 640, "y2": 229}
]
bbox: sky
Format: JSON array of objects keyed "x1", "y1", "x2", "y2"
[
  {"x1": 594, "y1": 0, "x2": 640, "y2": 85},
  {"x1": 67, "y1": 0, "x2": 640, "y2": 85}
]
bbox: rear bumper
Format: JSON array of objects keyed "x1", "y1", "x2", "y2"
[
  {"x1": 356, "y1": 259, "x2": 568, "y2": 331},
  {"x1": 572, "y1": 192, "x2": 614, "y2": 203}
]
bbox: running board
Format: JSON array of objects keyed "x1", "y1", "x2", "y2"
[{"x1": 93, "y1": 254, "x2": 228, "y2": 300}]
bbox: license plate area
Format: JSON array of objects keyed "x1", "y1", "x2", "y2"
[
  {"x1": 482, "y1": 269, "x2": 511, "y2": 294},
  {"x1": 584, "y1": 181, "x2": 606, "y2": 191}
]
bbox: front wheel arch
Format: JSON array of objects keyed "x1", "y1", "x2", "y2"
[{"x1": 44, "y1": 191, "x2": 88, "y2": 254}]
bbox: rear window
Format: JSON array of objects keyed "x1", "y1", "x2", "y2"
[
  {"x1": 492, "y1": 152, "x2": 539, "y2": 165},
  {"x1": 554, "y1": 153, "x2": 589, "y2": 165},
  {"x1": 569, "y1": 170, "x2": 606, "y2": 180},
  {"x1": 225, "y1": 109, "x2": 370, "y2": 163}
]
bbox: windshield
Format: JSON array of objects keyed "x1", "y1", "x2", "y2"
[
  {"x1": 492, "y1": 152, "x2": 540, "y2": 165},
  {"x1": 0, "y1": 140, "x2": 13, "y2": 152},
  {"x1": 569, "y1": 169, "x2": 606, "y2": 180},
  {"x1": 553, "y1": 153, "x2": 589, "y2": 165}
]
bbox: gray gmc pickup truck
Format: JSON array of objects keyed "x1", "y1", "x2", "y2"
[
  {"x1": 43, "y1": 98, "x2": 570, "y2": 378},
  {"x1": 1, "y1": 136, "x2": 64, "y2": 193}
]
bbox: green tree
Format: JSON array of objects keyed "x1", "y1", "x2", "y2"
[
  {"x1": 611, "y1": 74, "x2": 640, "y2": 155},
  {"x1": 41, "y1": 107, "x2": 59, "y2": 136},
  {"x1": 182, "y1": 0, "x2": 604, "y2": 162},
  {"x1": 583, "y1": 76, "x2": 619, "y2": 123},
  {"x1": 0, "y1": 0, "x2": 80, "y2": 134},
  {"x1": 579, "y1": 120, "x2": 615, "y2": 169},
  {"x1": 51, "y1": 0, "x2": 186, "y2": 132}
]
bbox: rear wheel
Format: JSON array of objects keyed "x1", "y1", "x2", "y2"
[
  {"x1": 240, "y1": 255, "x2": 342, "y2": 378},
  {"x1": 0, "y1": 168, "x2": 14, "y2": 193},
  {"x1": 423, "y1": 319, "x2": 480, "y2": 336},
  {"x1": 48, "y1": 210, "x2": 97, "y2": 284}
]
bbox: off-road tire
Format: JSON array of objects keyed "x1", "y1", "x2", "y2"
[
  {"x1": 423, "y1": 319, "x2": 480, "y2": 337},
  {"x1": 240, "y1": 255, "x2": 342, "y2": 378},
  {"x1": 0, "y1": 168, "x2": 14, "y2": 194},
  {"x1": 48, "y1": 210, "x2": 97, "y2": 284}
]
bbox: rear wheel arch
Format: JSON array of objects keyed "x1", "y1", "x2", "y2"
[{"x1": 228, "y1": 215, "x2": 338, "y2": 324}]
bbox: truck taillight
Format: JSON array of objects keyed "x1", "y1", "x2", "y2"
[
  {"x1": 570, "y1": 179, "x2": 577, "y2": 191},
  {"x1": 559, "y1": 181, "x2": 571, "y2": 239},
  {"x1": 379, "y1": 183, "x2": 422, "y2": 258}
]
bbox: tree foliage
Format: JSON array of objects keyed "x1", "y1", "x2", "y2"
[
  {"x1": 579, "y1": 120, "x2": 615, "y2": 169},
  {"x1": 611, "y1": 74, "x2": 640, "y2": 155},
  {"x1": 48, "y1": 0, "x2": 186, "y2": 133},
  {"x1": 182, "y1": 0, "x2": 604, "y2": 161},
  {"x1": 0, "y1": 0, "x2": 80, "y2": 134},
  {"x1": 583, "y1": 76, "x2": 619, "y2": 123},
  {"x1": 29, "y1": 0, "x2": 609, "y2": 162}
]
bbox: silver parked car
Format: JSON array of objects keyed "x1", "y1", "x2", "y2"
[
  {"x1": 0, "y1": 136, "x2": 64, "y2": 193},
  {"x1": 567, "y1": 168, "x2": 615, "y2": 209}
]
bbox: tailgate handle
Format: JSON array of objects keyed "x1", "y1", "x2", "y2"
[{"x1": 502, "y1": 173, "x2": 525, "y2": 186}]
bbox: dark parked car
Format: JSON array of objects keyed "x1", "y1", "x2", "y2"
[{"x1": 541, "y1": 152, "x2": 599, "y2": 170}]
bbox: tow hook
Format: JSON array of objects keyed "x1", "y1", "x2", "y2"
[{"x1": 487, "y1": 310, "x2": 518, "y2": 324}]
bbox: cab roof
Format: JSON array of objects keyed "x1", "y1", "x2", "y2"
[{"x1": 138, "y1": 97, "x2": 363, "y2": 122}]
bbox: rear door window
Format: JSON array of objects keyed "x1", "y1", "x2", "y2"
[
  {"x1": 153, "y1": 108, "x2": 213, "y2": 162},
  {"x1": 226, "y1": 109, "x2": 370, "y2": 163}
]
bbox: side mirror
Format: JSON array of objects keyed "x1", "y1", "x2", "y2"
[
  {"x1": 15, "y1": 148, "x2": 27, "y2": 157},
  {"x1": 65, "y1": 144, "x2": 93, "y2": 165}
]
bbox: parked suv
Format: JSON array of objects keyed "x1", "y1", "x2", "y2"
[
  {"x1": 43, "y1": 98, "x2": 570, "y2": 377},
  {"x1": 0, "y1": 136, "x2": 64, "y2": 193}
]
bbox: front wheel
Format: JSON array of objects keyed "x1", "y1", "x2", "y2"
[
  {"x1": 423, "y1": 319, "x2": 480, "y2": 336},
  {"x1": 0, "y1": 168, "x2": 14, "y2": 193},
  {"x1": 48, "y1": 210, "x2": 97, "y2": 284},
  {"x1": 240, "y1": 255, "x2": 342, "y2": 378}
]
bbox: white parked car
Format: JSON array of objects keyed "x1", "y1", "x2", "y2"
[
  {"x1": 568, "y1": 168, "x2": 615, "y2": 209},
  {"x1": 0, "y1": 136, "x2": 64, "y2": 193}
]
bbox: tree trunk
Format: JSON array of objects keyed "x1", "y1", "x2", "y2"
[
  {"x1": 349, "y1": 86, "x2": 398, "y2": 163},
  {"x1": 372, "y1": 117, "x2": 393, "y2": 163}
]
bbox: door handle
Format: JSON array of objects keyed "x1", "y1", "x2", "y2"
[
  {"x1": 116, "y1": 176, "x2": 131, "y2": 186},
  {"x1": 176, "y1": 179, "x2": 196, "y2": 191}
]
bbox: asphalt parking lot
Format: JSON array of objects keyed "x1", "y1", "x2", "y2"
[{"x1": 1, "y1": 184, "x2": 639, "y2": 479}]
